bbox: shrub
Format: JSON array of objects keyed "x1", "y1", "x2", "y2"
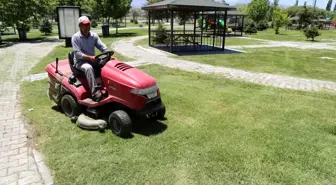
[
  {"x1": 244, "y1": 25, "x2": 258, "y2": 34},
  {"x1": 39, "y1": 19, "x2": 52, "y2": 35},
  {"x1": 303, "y1": 26, "x2": 321, "y2": 41},
  {"x1": 91, "y1": 20, "x2": 98, "y2": 28},
  {"x1": 134, "y1": 19, "x2": 138, "y2": 24},
  {"x1": 130, "y1": 19, "x2": 134, "y2": 23},
  {"x1": 317, "y1": 23, "x2": 324, "y2": 29},
  {"x1": 244, "y1": 22, "x2": 257, "y2": 34},
  {"x1": 153, "y1": 24, "x2": 168, "y2": 44},
  {"x1": 257, "y1": 20, "x2": 269, "y2": 31}
]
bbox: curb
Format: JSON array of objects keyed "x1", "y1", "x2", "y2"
[{"x1": 33, "y1": 149, "x2": 54, "y2": 185}]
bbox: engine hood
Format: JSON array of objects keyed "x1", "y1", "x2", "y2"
[{"x1": 102, "y1": 60, "x2": 157, "y2": 89}]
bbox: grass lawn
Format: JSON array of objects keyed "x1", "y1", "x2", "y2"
[
  {"x1": 178, "y1": 47, "x2": 336, "y2": 82},
  {"x1": 247, "y1": 27, "x2": 336, "y2": 42},
  {"x1": 28, "y1": 29, "x2": 147, "y2": 74},
  {"x1": 21, "y1": 64, "x2": 336, "y2": 185},
  {"x1": 134, "y1": 37, "x2": 266, "y2": 47}
]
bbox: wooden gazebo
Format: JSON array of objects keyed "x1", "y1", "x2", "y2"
[{"x1": 141, "y1": 0, "x2": 236, "y2": 53}]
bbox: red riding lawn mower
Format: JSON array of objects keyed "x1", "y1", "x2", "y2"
[{"x1": 46, "y1": 51, "x2": 166, "y2": 137}]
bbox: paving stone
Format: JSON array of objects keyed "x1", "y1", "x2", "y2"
[
  {"x1": 19, "y1": 148, "x2": 27, "y2": 154},
  {"x1": 0, "y1": 42, "x2": 59, "y2": 185},
  {"x1": 18, "y1": 174, "x2": 41, "y2": 185},
  {"x1": 9, "y1": 153, "x2": 27, "y2": 162},
  {"x1": 0, "y1": 145, "x2": 10, "y2": 152},
  {"x1": 7, "y1": 164, "x2": 27, "y2": 175},
  {"x1": 0, "y1": 173, "x2": 19, "y2": 185},
  {"x1": 0, "y1": 149, "x2": 19, "y2": 158},
  {"x1": 18, "y1": 158, "x2": 28, "y2": 166},
  {"x1": 2, "y1": 140, "x2": 19, "y2": 147},
  {"x1": 7, "y1": 182, "x2": 18, "y2": 185},
  {"x1": 0, "y1": 156, "x2": 9, "y2": 164},
  {"x1": 0, "y1": 168, "x2": 6, "y2": 176}
]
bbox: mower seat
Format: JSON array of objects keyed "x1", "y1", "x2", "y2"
[
  {"x1": 68, "y1": 51, "x2": 85, "y2": 78},
  {"x1": 67, "y1": 51, "x2": 103, "y2": 88}
]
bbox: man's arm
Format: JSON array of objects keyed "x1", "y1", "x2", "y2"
[
  {"x1": 71, "y1": 35, "x2": 95, "y2": 61},
  {"x1": 95, "y1": 34, "x2": 108, "y2": 53}
]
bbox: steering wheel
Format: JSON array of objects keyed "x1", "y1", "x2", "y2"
[{"x1": 94, "y1": 51, "x2": 114, "y2": 68}]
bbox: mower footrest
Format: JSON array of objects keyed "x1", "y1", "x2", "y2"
[{"x1": 83, "y1": 98, "x2": 96, "y2": 104}]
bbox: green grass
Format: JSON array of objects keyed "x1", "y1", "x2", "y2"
[
  {"x1": 28, "y1": 29, "x2": 148, "y2": 74},
  {"x1": 247, "y1": 28, "x2": 336, "y2": 42},
  {"x1": 178, "y1": 47, "x2": 336, "y2": 82},
  {"x1": 21, "y1": 64, "x2": 336, "y2": 185},
  {"x1": 134, "y1": 37, "x2": 266, "y2": 47}
]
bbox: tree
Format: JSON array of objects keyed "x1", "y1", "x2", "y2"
[
  {"x1": 269, "y1": 0, "x2": 279, "y2": 27},
  {"x1": 112, "y1": 0, "x2": 132, "y2": 34},
  {"x1": 234, "y1": 4, "x2": 248, "y2": 13},
  {"x1": 0, "y1": 0, "x2": 53, "y2": 40},
  {"x1": 39, "y1": 19, "x2": 53, "y2": 35},
  {"x1": 272, "y1": 7, "x2": 288, "y2": 34},
  {"x1": 131, "y1": 8, "x2": 140, "y2": 22},
  {"x1": 247, "y1": 0, "x2": 270, "y2": 23},
  {"x1": 298, "y1": 4, "x2": 316, "y2": 28},
  {"x1": 145, "y1": 0, "x2": 169, "y2": 23},
  {"x1": 334, "y1": 3, "x2": 336, "y2": 11},
  {"x1": 286, "y1": 6, "x2": 302, "y2": 17},
  {"x1": 295, "y1": 0, "x2": 299, "y2": 6},
  {"x1": 326, "y1": 0, "x2": 333, "y2": 11}
]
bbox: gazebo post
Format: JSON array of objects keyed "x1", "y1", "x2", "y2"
[
  {"x1": 201, "y1": 11, "x2": 204, "y2": 48},
  {"x1": 212, "y1": 11, "x2": 217, "y2": 50},
  {"x1": 241, "y1": 16, "x2": 245, "y2": 36},
  {"x1": 222, "y1": 10, "x2": 227, "y2": 51},
  {"x1": 148, "y1": 11, "x2": 151, "y2": 46},
  {"x1": 170, "y1": 10, "x2": 174, "y2": 53},
  {"x1": 235, "y1": 15, "x2": 238, "y2": 36},
  {"x1": 193, "y1": 12, "x2": 197, "y2": 49}
]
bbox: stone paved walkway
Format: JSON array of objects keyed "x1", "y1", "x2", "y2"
[
  {"x1": 0, "y1": 40, "x2": 61, "y2": 185},
  {"x1": 112, "y1": 36, "x2": 336, "y2": 92}
]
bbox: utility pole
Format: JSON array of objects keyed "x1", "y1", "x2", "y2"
[{"x1": 313, "y1": 0, "x2": 317, "y2": 9}]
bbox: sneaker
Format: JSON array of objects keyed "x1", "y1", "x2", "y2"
[{"x1": 92, "y1": 91, "x2": 103, "y2": 102}]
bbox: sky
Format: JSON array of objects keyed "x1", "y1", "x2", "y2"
[{"x1": 131, "y1": 0, "x2": 332, "y2": 9}]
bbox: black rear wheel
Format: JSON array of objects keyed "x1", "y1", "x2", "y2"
[{"x1": 61, "y1": 94, "x2": 82, "y2": 118}]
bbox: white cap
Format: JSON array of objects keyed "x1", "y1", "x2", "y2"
[{"x1": 78, "y1": 16, "x2": 90, "y2": 25}]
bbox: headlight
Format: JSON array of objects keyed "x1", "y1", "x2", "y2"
[{"x1": 131, "y1": 84, "x2": 158, "y2": 96}]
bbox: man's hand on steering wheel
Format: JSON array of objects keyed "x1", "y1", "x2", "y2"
[{"x1": 83, "y1": 55, "x2": 96, "y2": 62}]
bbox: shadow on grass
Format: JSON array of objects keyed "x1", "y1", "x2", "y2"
[
  {"x1": 51, "y1": 105, "x2": 168, "y2": 138},
  {"x1": 132, "y1": 118, "x2": 168, "y2": 137},
  {"x1": 99, "y1": 32, "x2": 140, "y2": 38},
  {"x1": 152, "y1": 45, "x2": 244, "y2": 56},
  {"x1": 1, "y1": 37, "x2": 62, "y2": 48}
]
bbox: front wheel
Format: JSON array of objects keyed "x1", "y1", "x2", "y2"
[{"x1": 108, "y1": 110, "x2": 132, "y2": 137}]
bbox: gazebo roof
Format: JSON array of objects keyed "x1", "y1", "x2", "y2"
[{"x1": 141, "y1": 0, "x2": 237, "y2": 11}]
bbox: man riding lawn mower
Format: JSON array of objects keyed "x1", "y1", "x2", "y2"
[{"x1": 46, "y1": 16, "x2": 166, "y2": 137}]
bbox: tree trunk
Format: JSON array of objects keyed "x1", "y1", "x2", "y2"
[
  {"x1": 275, "y1": 27, "x2": 279, "y2": 34},
  {"x1": 116, "y1": 19, "x2": 118, "y2": 34},
  {"x1": 13, "y1": 26, "x2": 16, "y2": 35}
]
